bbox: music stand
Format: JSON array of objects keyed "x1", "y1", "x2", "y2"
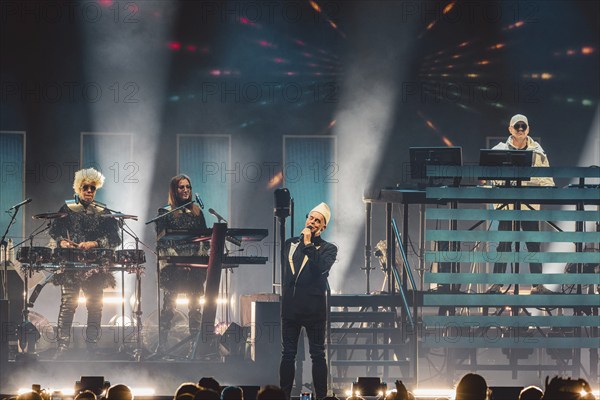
[{"x1": 409, "y1": 146, "x2": 463, "y2": 186}]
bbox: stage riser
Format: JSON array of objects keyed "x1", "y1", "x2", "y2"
[
  {"x1": 423, "y1": 294, "x2": 598, "y2": 306},
  {"x1": 30, "y1": 325, "x2": 136, "y2": 351},
  {"x1": 423, "y1": 315, "x2": 600, "y2": 327},
  {"x1": 425, "y1": 272, "x2": 600, "y2": 285},
  {"x1": 421, "y1": 337, "x2": 599, "y2": 348}
]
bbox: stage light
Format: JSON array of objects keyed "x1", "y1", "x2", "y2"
[
  {"x1": 581, "y1": 46, "x2": 594, "y2": 55},
  {"x1": 79, "y1": 296, "x2": 126, "y2": 304},
  {"x1": 18, "y1": 388, "x2": 77, "y2": 396},
  {"x1": 175, "y1": 293, "x2": 190, "y2": 305},
  {"x1": 168, "y1": 42, "x2": 181, "y2": 51},
  {"x1": 352, "y1": 377, "x2": 386, "y2": 397},
  {"x1": 75, "y1": 376, "x2": 110, "y2": 397},
  {"x1": 413, "y1": 388, "x2": 455, "y2": 398},
  {"x1": 109, "y1": 315, "x2": 133, "y2": 327},
  {"x1": 103, "y1": 297, "x2": 125, "y2": 304},
  {"x1": 176, "y1": 295, "x2": 206, "y2": 305},
  {"x1": 131, "y1": 388, "x2": 156, "y2": 396}
]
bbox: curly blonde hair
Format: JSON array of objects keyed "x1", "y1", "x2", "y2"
[{"x1": 73, "y1": 168, "x2": 105, "y2": 195}]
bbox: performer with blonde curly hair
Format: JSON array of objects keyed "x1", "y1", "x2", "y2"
[{"x1": 49, "y1": 168, "x2": 120, "y2": 358}]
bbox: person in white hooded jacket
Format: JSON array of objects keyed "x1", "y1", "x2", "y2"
[{"x1": 487, "y1": 114, "x2": 555, "y2": 294}]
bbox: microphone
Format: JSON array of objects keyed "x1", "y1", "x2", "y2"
[
  {"x1": 298, "y1": 226, "x2": 312, "y2": 241},
  {"x1": 74, "y1": 194, "x2": 80, "y2": 204},
  {"x1": 208, "y1": 208, "x2": 226, "y2": 223},
  {"x1": 195, "y1": 193, "x2": 204, "y2": 209},
  {"x1": 9, "y1": 198, "x2": 32, "y2": 210}
]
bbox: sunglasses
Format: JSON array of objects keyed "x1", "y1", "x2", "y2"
[
  {"x1": 82, "y1": 185, "x2": 96, "y2": 192},
  {"x1": 513, "y1": 122, "x2": 528, "y2": 130},
  {"x1": 178, "y1": 185, "x2": 192, "y2": 190}
]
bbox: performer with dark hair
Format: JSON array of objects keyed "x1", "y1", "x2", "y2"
[
  {"x1": 487, "y1": 114, "x2": 555, "y2": 294},
  {"x1": 156, "y1": 174, "x2": 208, "y2": 351},
  {"x1": 280, "y1": 202, "x2": 337, "y2": 400},
  {"x1": 50, "y1": 168, "x2": 120, "y2": 358}
]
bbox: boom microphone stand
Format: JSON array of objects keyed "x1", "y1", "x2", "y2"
[
  {"x1": 112, "y1": 218, "x2": 155, "y2": 361},
  {"x1": 1, "y1": 199, "x2": 30, "y2": 300}
]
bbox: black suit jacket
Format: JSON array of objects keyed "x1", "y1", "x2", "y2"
[{"x1": 281, "y1": 236, "x2": 337, "y2": 321}]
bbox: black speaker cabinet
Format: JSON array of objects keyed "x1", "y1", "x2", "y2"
[
  {"x1": 0, "y1": 299, "x2": 9, "y2": 389},
  {"x1": 0, "y1": 270, "x2": 24, "y2": 328},
  {"x1": 251, "y1": 301, "x2": 281, "y2": 378}
]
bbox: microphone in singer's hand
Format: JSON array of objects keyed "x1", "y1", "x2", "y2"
[
  {"x1": 195, "y1": 193, "x2": 204, "y2": 209},
  {"x1": 299, "y1": 226, "x2": 312, "y2": 241}
]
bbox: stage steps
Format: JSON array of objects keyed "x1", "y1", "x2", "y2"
[{"x1": 327, "y1": 294, "x2": 410, "y2": 387}]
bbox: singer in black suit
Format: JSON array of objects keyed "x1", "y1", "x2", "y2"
[
  {"x1": 155, "y1": 174, "x2": 209, "y2": 352},
  {"x1": 49, "y1": 168, "x2": 120, "y2": 358},
  {"x1": 280, "y1": 202, "x2": 337, "y2": 400}
]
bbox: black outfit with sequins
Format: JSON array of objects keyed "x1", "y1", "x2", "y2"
[
  {"x1": 155, "y1": 205, "x2": 209, "y2": 343},
  {"x1": 49, "y1": 200, "x2": 120, "y2": 351}
]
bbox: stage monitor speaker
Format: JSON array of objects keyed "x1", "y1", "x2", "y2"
[
  {"x1": 0, "y1": 300, "x2": 9, "y2": 389},
  {"x1": 251, "y1": 301, "x2": 280, "y2": 375},
  {"x1": 219, "y1": 322, "x2": 250, "y2": 358},
  {"x1": 489, "y1": 386, "x2": 523, "y2": 399},
  {"x1": 0, "y1": 270, "x2": 24, "y2": 328},
  {"x1": 75, "y1": 376, "x2": 110, "y2": 396},
  {"x1": 240, "y1": 293, "x2": 279, "y2": 327},
  {"x1": 352, "y1": 377, "x2": 386, "y2": 397},
  {"x1": 238, "y1": 385, "x2": 260, "y2": 400}
]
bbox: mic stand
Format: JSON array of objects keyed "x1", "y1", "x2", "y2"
[
  {"x1": 13, "y1": 222, "x2": 56, "y2": 310},
  {"x1": 272, "y1": 216, "x2": 277, "y2": 294},
  {"x1": 290, "y1": 198, "x2": 295, "y2": 239},
  {"x1": 117, "y1": 220, "x2": 155, "y2": 362},
  {"x1": 98, "y1": 206, "x2": 135, "y2": 357},
  {"x1": 1, "y1": 207, "x2": 21, "y2": 301},
  {"x1": 274, "y1": 197, "x2": 293, "y2": 306},
  {"x1": 11, "y1": 221, "x2": 53, "y2": 359},
  {"x1": 145, "y1": 200, "x2": 195, "y2": 225},
  {"x1": 273, "y1": 189, "x2": 291, "y2": 295},
  {"x1": 277, "y1": 215, "x2": 287, "y2": 298},
  {"x1": 288, "y1": 198, "x2": 305, "y2": 395}
]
